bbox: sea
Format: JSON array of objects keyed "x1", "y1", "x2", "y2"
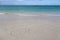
[{"x1": 0, "y1": 5, "x2": 60, "y2": 15}]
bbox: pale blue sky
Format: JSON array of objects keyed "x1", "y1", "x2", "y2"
[{"x1": 0, "y1": 0, "x2": 60, "y2": 5}]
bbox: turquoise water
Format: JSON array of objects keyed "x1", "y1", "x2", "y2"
[{"x1": 0, "y1": 5, "x2": 60, "y2": 14}]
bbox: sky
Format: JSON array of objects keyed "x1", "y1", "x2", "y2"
[{"x1": 0, "y1": 0, "x2": 60, "y2": 5}]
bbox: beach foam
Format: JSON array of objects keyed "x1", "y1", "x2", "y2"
[
  {"x1": 47, "y1": 14, "x2": 60, "y2": 16},
  {"x1": 0, "y1": 13, "x2": 39, "y2": 16},
  {"x1": 0, "y1": 13, "x2": 4, "y2": 15},
  {"x1": 16, "y1": 14, "x2": 38, "y2": 16},
  {"x1": 0, "y1": 13, "x2": 60, "y2": 16}
]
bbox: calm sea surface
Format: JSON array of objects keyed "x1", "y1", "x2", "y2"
[{"x1": 0, "y1": 5, "x2": 60, "y2": 14}]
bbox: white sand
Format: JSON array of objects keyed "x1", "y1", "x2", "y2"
[{"x1": 0, "y1": 15, "x2": 60, "y2": 40}]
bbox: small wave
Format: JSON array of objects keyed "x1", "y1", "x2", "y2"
[
  {"x1": 0, "y1": 13, "x2": 11, "y2": 15},
  {"x1": 0, "y1": 13, "x2": 4, "y2": 15},
  {"x1": 38, "y1": 14, "x2": 60, "y2": 16},
  {"x1": 15, "y1": 14, "x2": 38, "y2": 16},
  {"x1": 46, "y1": 14, "x2": 60, "y2": 16},
  {"x1": 0, "y1": 13, "x2": 38, "y2": 16},
  {"x1": 0, "y1": 13, "x2": 14, "y2": 15},
  {"x1": 0, "y1": 13, "x2": 60, "y2": 16}
]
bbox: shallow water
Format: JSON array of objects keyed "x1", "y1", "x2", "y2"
[{"x1": 0, "y1": 5, "x2": 60, "y2": 14}]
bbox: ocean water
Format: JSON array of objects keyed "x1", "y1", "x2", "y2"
[{"x1": 0, "y1": 5, "x2": 60, "y2": 15}]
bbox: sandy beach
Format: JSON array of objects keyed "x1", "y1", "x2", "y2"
[{"x1": 0, "y1": 14, "x2": 60, "y2": 40}]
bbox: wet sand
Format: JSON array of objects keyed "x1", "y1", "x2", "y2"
[{"x1": 0, "y1": 14, "x2": 60, "y2": 40}]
